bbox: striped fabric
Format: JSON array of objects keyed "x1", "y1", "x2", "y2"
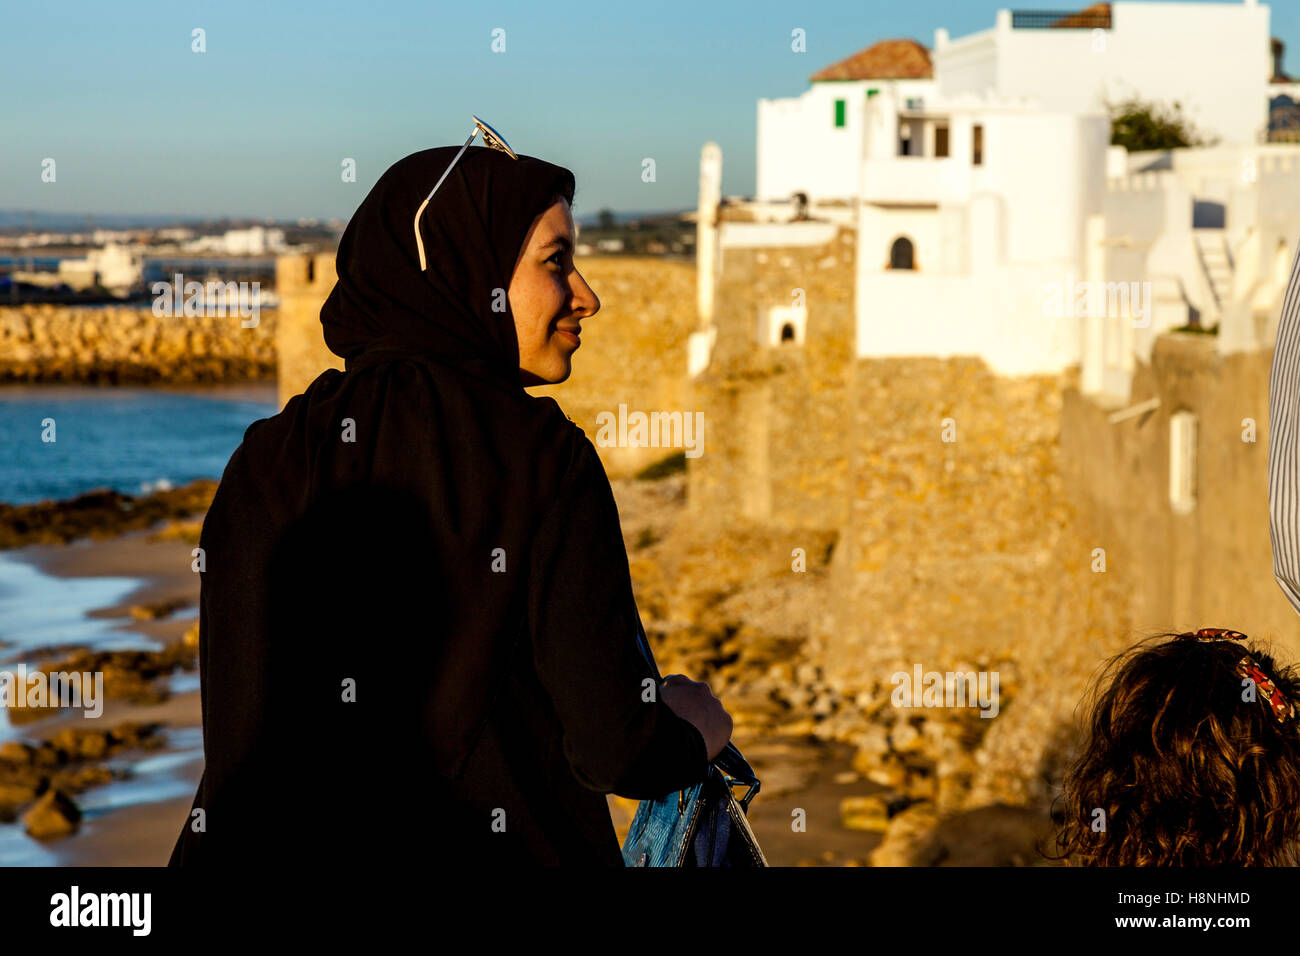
[{"x1": 1269, "y1": 243, "x2": 1300, "y2": 618}]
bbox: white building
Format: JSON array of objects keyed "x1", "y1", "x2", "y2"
[
  {"x1": 55, "y1": 243, "x2": 144, "y2": 295},
  {"x1": 855, "y1": 87, "x2": 1110, "y2": 375},
  {"x1": 184, "y1": 225, "x2": 288, "y2": 256},
  {"x1": 703, "y1": 0, "x2": 1300, "y2": 384},
  {"x1": 936, "y1": 1, "x2": 1273, "y2": 148},
  {"x1": 1083, "y1": 143, "x2": 1300, "y2": 402},
  {"x1": 222, "y1": 226, "x2": 286, "y2": 256}
]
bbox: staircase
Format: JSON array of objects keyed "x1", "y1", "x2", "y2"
[{"x1": 1194, "y1": 229, "x2": 1234, "y2": 318}]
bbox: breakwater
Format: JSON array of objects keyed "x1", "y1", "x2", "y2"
[{"x1": 0, "y1": 306, "x2": 276, "y2": 384}]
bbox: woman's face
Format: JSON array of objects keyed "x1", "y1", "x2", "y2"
[{"x1": 508, "y1": 197, "x2": 600, "y2": 386}]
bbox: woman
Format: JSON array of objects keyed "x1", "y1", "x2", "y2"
[{"x1": 168, "y1": 144, "x2": 732, "y2": 867}]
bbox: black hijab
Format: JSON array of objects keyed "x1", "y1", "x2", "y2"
[
  {"x1": 170, "y1": 145, "x2": 589, "y2": 865},
  {"x1": 323, "y1": 144, "x2": 576, "y2": 381}
]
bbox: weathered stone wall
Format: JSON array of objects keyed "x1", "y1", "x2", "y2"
[
  {"x1": 531, "y1": 257, "x2": 698, "y2": 479},
  {"x1": 815, "y1": 356, "x2": 1141, "y2": 809},
  {"x1": 1062, "y1": 334, "x2": 1300, "y2": 659},
  {"x1": 832, "y1": 360, "x2": 1079, "y2": 672},
  {"x1": 0, "y1": 305, "x2": 276, "y2": 383},
  {"x1": 688, "y1": 227, "x2": 857, "y2": 531},
  {"x1": 275, "y1": 252, "x2": 341, "y2": 406}
]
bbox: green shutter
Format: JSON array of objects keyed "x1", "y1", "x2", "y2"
[{"x1": 834, "y1": 99, "x2": 846, "y2": 128}]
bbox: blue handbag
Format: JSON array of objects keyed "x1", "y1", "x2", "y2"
[{"x1": 621, "y1": 621, "x2": 768, "y2": 867}]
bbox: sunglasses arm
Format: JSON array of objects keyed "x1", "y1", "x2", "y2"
[{"x1": 414, "y1": 126, "x2": 480, "y2": 271}]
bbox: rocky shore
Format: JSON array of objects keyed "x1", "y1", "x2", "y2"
[
  {"x1": 0, "y1": 483, "x2": 210, "y2": 854},
  {"x1": 612, "y1": 459, "x2": 1063, "y2": 865},
  {"x1": 0, "y1": 480, "x2": 215, "y2": 550},
  {"x1": 0, "y1": 305, "x2": 276, "y2": 384},
  {"x1": 0, "y1": 722, "x2": 169, "y2": 838}
]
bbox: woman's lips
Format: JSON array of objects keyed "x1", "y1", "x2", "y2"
[{"x1": 556, "y1": 328, "x2": 580, "y2": 346}]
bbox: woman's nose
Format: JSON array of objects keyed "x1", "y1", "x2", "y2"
[{"x1": 571, "y1": 270, "x2": 600, "y2": 318}]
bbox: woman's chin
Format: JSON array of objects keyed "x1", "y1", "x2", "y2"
[{"x1": 520, "y1": 357, "x2": 573, "y2": 387}]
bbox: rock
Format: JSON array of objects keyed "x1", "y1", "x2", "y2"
[
  {"x1": 0, "y1": 781, "x2": 41, "y2": 813},
  {"x1": 21, "y1": 789, "x2": 81, "y2": 839},
  {"x1": 889, "y1": 718, "x2": 922, "y2": 753},
  {"x1": 849, "y1": 729, "x2": 890, "y2": 771},
  {"x1": 0, "y1": 741, "x2": 34, "y2": 765},
  {"x1": 811, "y1": 691, "x2": 838, "y2": 717},
  {"x1": 109, "y1": 722, "x2": 162, "y2": 749},
  {"x1": 901, "y1": 769, "x2": 937, "y2": 802},
  {"x1": 52, "y1": 765, "x2": 113, "y2": 792},
  {"x1": 795, "y1": 663, "x2": 821, "y2": 685},
  {"x1": 865, "y1": 760, "x2": 906, "y2": 788},
  {"x1": 840, "y1": 795, "x2": 891, "y2": 832},
  {"x1": 129, "y1": 597, "x2": 190, "y2": 620},
  {"x1": 916, "y1": 804, "x2": 1056, "y2": 866},
  {"x1": 51, "y1": 729, "x2": 109, "y2": 761},
  {"x1": 869, "y1": 801, "x2": 944, "y2": 866}
]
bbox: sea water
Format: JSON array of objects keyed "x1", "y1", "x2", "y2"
[{"x1": 0, "y1": 383, "x2": 276, "y2": 504}]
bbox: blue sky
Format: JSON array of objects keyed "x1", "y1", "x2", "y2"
[{"x1": 2, "y1": 0, "x2": 1295, "y2": 221}]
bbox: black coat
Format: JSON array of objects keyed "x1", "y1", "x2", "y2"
[{"x1": 167, "y1": 145, "x2": 708, "y2": 867}]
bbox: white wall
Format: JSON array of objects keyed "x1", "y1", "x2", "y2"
[
  {"x1": 933, "y1": 28, "x2": 998, "y2": 96},
  {"x1": 855, "y1": 263, "x2": 1084, "y2": 375},
  {"x1": 854, "y1": 107, "x2": 1107, "y2": 375}
]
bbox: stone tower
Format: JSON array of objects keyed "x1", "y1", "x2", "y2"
[{"x1": 274, "y1": 251, "x2": 340, "y2": 407}]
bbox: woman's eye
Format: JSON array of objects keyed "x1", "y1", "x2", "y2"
[{"x1": 547, "y1": 251, "x2": 565, "y2": 267}]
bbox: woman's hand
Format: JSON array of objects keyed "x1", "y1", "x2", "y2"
[{"x1": 660, "y1": 674, "x2": 733, "y2": 761}]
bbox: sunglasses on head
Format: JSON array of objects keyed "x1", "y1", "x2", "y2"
[{"x1": 414, "y1": 115, "x2": 518, "y2": 271}]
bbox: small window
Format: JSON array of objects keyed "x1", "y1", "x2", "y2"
[
  {"x1": 935, "y1": 124, "x2": 950, "y2": 158},
  {"x1": 866, "y1": 88, "x2": 879, "y2": 99},
  {"x1": 764, "y1": 305, "x2": 806, "y2": 346},
  {"x1": 972, "y1": 124, "x2": 984, "y2": 166},
  {"x1": 834, "y1": 99, "x2": 846, "y2": 128},
  {"x1": 889, "y1": 236, "x2": 915, "y2": 270},
  {"x1": 1169, "y1": 410, "x2": 1197, "y2": 514}
]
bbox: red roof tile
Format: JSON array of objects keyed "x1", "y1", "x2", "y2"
[
  {"x1": 810, "y1": 39, "x2": 932, "y2": 82},
  {"x1": 1049, "y1": 2, "x2": 1112, "y2": 28}
]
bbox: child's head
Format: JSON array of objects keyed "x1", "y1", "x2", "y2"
[{"x1": 1053, "y1": 629, "x2": 1300, "y2": 866}]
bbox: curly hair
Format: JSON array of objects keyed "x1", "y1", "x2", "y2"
[{"x1": 1049, "y1": 632, "x2": 1300, "y2": 866}]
